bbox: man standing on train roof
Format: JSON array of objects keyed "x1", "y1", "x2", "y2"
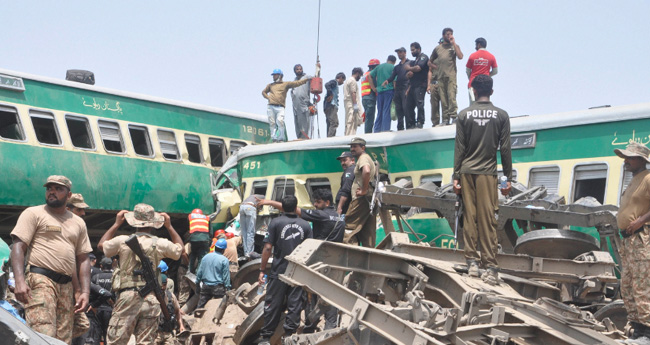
[
  {"x1": 262, "y1": 69, "x2": 311, "y2": 142},
  {"x1": 361, "y1": 59, "x2": 380, "y2": 134},
  {"x1": 403, "y1": 42, "x2": 430, "y2": 128},
  {"x1": 335, "y1": 151, "x2": 356, "y2": 215},
  {"x1": 257, "y1": 195, "x2": 313, "y2": 345},
  {"x1": 98, "y1": 203, "x2": 185, "y2": 345},
  {"x1": 369, "y1": 55, "x2": 396, "y2": 133},
  {"x1": 291, "y1": 64, "x2": 314, "y2": 139},
  {"x1": 466, "y1": 37, "x2": 498, "y2": 104},
  {"x1": 614, "y1": 142, "x2": 650, "y2": 344},
  {"x1": 10, "y1": 175, "x2": 92, "y2": 344},
  {"x1": 344, "y1": 68, "x2": 364, "y2": 135},
  {"x1": 324, "y1": 72, "x2": 346, "y2": 137},
  {"x1": 384, "y1": 47, "x2": 411, "y2": 131},
  {"x1": 431, "y1": 28, "x2": 464, "y2": 125},
  {"x1": 453, "y1": 75, "x2": 511, "y2": 286},
  {"x1": 344, "y1": 137, "x2": 377, "y2": 247},
  {"x1": 187, "y1": 208, "x2": 212, "y2": 273}
]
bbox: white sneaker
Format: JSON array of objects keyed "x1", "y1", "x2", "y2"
[{"x1": 467, "y1": 261, "x2": 480, "y2": 277}]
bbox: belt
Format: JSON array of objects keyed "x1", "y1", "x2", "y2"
[
  {"x1": 269, "y1": 104, "x2": 283, "y2": 107},
  {"x1": 30, "y1": 266, "x2": 72, "y2": 284},
  {"x1": 118, "y1": 287, "x2": 141, "y2": 293}
]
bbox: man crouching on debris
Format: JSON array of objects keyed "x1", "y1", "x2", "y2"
[
  {"x1": 257, "y1": 195, "x2": 313, "y2": 345},
  {"x1": 614, "y1": 142, "x2": 650, "y2": 344},
  {"x1": 453, "y1": 75, "x2": 511, "y2": 286},
  {"x1": 98, "y1": 204, "x2": 185, "y2": 345}
]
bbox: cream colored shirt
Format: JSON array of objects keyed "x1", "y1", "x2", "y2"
[
  {"x1": 343, "y1": 77, "x2": 359, "y2": 107},
  {"x1": 351, "y1": 153, "x2": 376, "y2": 200},
  {"x1": 224, "y1": 236, "x2": 242, "y2": 264},
  {"x1": 11, "y1": 205, "x2": 92, "y2": 276},
  {"x1": 618, "y1": 170, "x2": 650, "y2": 230}
]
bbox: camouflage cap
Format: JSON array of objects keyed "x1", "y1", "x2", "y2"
[
  {"x1": 69, "y1": 193, "x2": 89, "y2": 209},
  {"x1": 349, "y1": 137, "x2": 366, "y2": 146},
  {"x1": 614, "y1": 142, "x2": 650, "y2": 163},
  {"x1": 43, "y1": 175, "x2": 72, "y2": 189},
  {"x1": 124, "y1": 203, "x2": 164, "y2": 229}
]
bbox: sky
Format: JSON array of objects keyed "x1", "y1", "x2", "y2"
[{"x1": 3, "y1": 1, "x2": 649, "y2": 140}]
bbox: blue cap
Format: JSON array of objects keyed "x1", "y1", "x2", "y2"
[
  {"x1": 271, "y1": 69, "x2": 283, "y2": 75},
  {"x1": 158, "y1": 260, "x2": 168, "y2": 273},
  {"x1": 215, "y1": 238, "x2": 228, "y2": 250}
]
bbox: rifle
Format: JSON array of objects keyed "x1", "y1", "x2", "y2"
[{"x1": 125, "y1": 235, "x2": 175, "y2": 332}]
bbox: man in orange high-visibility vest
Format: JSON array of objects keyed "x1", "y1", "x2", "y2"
[
  {"x1": 188, "y1": 209, "x2": 212, "y2": 273},
  {"x1": 360, "y1": 59, "x2": 379, "y2": 134}
]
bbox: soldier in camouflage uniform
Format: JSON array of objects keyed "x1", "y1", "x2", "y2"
[
  {"x1": 615, "y1": 143, "x2": 650, "y2": 345},
  {"x1": 98, "y1": 204, "x2": 185, "y2": 345},
  {"x1": 10, "y1": 175, "x2": 92, "y2": 344},
  {"x1": 154, "y1": 274, "x2": 184, "y2": 345}
]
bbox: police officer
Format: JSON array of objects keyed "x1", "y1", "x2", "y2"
[
  {"x1": 257, "y1": 196, "x2": 313, "y2": 345},
  {"x1": 344, "y1": 137, "x2": 377, "y2": 247},
  {"x1": 11, "y1": 175, "x2": 92, "y2": 344},
  {"x1": 98, "y1": 204, "x2": 184, "y2": 345},
  {"x1": 90, "y1": 257, "x2": 114, "y2": 345},
  {"x1": 195, "y1": 238, "x2": 231, "y2": 308},
  {"x1": 335, "y1": 151, "x2": 356, "y2": 215}
]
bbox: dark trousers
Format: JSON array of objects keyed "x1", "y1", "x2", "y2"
[
  {"x1": 362, "y1": 97, "x2": 376, "y2": 134},
  {"x1": 197, "y1": 284, "x2": 226, "y2": 308},
  {"x1": 373, "y1": 90, "x2": 394, "y2": 133},
  {"x1": 406, "y1": 85, "x2": 426, "y2": 128},
  {"x1": 260, "y1": 277, "x2": 304, "y2": 339},
  {"x1": 189, "y1": 240, "x2": 210, "y2": 273},
  {"x1": 303, "y1": 294, "x2": 338, "y2": 332},
  {"x1": 325, "y1": 105, "x2": 339, "y2": 137},
  {"x1": 393, "y1": 88, "x2": 408, "y2": 130},
  {"x1": 96, "y1": 307, "x2": 112, "y2": 345}
]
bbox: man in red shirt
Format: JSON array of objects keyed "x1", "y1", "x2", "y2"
[{"x1": 466, "y1": 37, "x2": 498, "y2": 104}]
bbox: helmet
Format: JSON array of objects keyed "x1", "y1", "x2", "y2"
[
  {"x1": 215, "y1": 238, "x2": 228, "y2": 250},
  {"x1": 158, "y1": 260, "x2": 168, "y2": 273},
  {"x1": 215, "y1": 229, "x2": 226, "y2": 238},
  {"x1": 368, "y1": 59, "x2": 380, "y2": 66},
  {"x1": 225, "y1": 232, "x2": 235, "y2": 239},
  {"x1": 271, "y1": 69, "x2": 283, "y2": 75},
  {"x1": 191, "y1": 208, "x2": 203, "y2": 215}
]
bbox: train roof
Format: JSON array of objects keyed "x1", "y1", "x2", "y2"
[
  {"x1": 219, "y1": 102, "x2": 650, "y2": 173},
  {"x1": 0, "y1": 68, "x2": 267, "y2": 123}
]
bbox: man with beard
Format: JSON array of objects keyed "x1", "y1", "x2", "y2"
[
  {"x1": 344, "y1": 137, "x2": 377, "y2": 247},
  {"x1": 324, "y1": 72, "x2": 346, "y2": 137},
  {"x1": 335, "y1": 151, "x2": 356, "y2": 215},
  {"x1": 262, "y1": 69, "x2": 311, "y2": 142},
  {"x1": 403, "y1": 42, "x2": 430, "y2": 128},
  {"x1": 11, "y1": 175, "x2": 92, "y2": 344},
  {"x1": 384, "y1": 47, "x2": 410, "y2": 131},
  {"x1": 291, "y1": 64, "x2": 314, "y2": 139},
  {"x1": 344, "y1": 68, "x2": 364, "y2": 135},
  {"x1": 431, "y1": 28, "x2": 464, "y2": 125}
]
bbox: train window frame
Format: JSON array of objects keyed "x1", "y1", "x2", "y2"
[
  {"x1": 571, "y1": 162, "x2": 609, "y2": 204},
  {"x1": 30, "y1": 109, "x2": 62, "y2": 146},
  {"x1": 528, "y1": 165, "x2": 560, "y2": 195},
  {"x1": 252, "y1": 180, "x2": 269, "y2": 197},
  {"x1": 185, "y1": 134, "x2": 204, "y2": 164},
  {"x1": 128, "y1": 124, "x2": 154, "y2": 158},
  {"x1": 619, "y1": 162, "x2": 650, "y2": 205},
  {"x1": 229, "y1": 140, "x2": 247, "y2": 156},
  {"x1": 497, "y1": 169, "x2": 518, "y2": 183},
  {"x1": 0, "y1": 104, "x2": 26, "y2": 142},
  {"x1": 272, "y1": 178, "x2": 295, "y2": 201},
  {"x1": 208, "y1": 137, "x2": 226, "y2": 167},
  {"x1": 306, "y1": 178, "x2": 332, "y2": 200},
  {"x1": 98, "y1": 120, "x2": 126, "y2": 154},
  {"x1": 421, "y1": 174, "x2": 443, "y2": 187},
  {"x1": 65, "y1": 115, "x2": 96, "y2": 151},
  {"x1": 158, "y1": 129, "x2": 181, "y2": 161}
]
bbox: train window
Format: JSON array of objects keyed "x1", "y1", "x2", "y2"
[
  {"x1": 306, "y1": 178, "x2": 331, "y2": 199},
  {"x1": 66, "y1": 116, "x2": 95, "y2": 150},
  {"x1": 421, "y1": 174, "x2": 442, "y2": 187},
  {"x1": 185, "y1": 134, "x2": 203, "y2": 163},
  {"x1": 497, "y1": 170, "x2": 518, "y2": 182},
  {"x1": 619, "y1": 163, "x2": 650, "y2": 205},
  {"x1": 273, "y1": 178, "x2": 295, "y2": 201},
  {"x1": 209, "y1": 138, "x2": 226, "y2": 167},
  {"x1": 229, "y1": 141, "x2": 247, "y2": 156},
  {"x1": 30, "y1": 110, "x2": 61, "y2": 145},
  {"x1": 98, "y1": 120, "x2": 125, "y2": 154},
  {"x1": 252, "y1": 180, "x2": 268, "y2": 197},
  {"x1": 0, "y1": 105, "x2": 25, "y2": 140},
  {"x1": 529, "y1": 166, "x2": 559, "y2": 195},
  {"x1": 573, "y1": 163, "x2": 608, "y2": 204},
  {"x1": 128, "y1": 125, "x2": 153, "y2": 157},
  {"x1": 158, "y1": 130, "x2": 180, "y2": 160}
]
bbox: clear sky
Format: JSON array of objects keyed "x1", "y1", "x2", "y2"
[{"x1": 3, "y1": 1, "x2": 649, "y2": 140}]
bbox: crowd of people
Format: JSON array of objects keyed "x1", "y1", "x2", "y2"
[{"x1": 262, "y1": 28, "x2": 499, "y2": 141}]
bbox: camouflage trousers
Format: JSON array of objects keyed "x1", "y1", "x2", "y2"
[
  {"x1": 619, "y1": 229, "x2": 650, "y2": 326},
  {"x1": 25, "y1": 272, "x2": 74, "y2": 344},
  {"x1": 177, "y1": 265, "x2": 190, "y2": 306},
  {"x1": 107, "y1": 290, "x2": 161, "y2": 345},
  {"x1": 154, "y1": 331, "x2": 178, "y2": 345},
  {"x1": 71, "y1": 310, "x2": 90, "y2": 341}
]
